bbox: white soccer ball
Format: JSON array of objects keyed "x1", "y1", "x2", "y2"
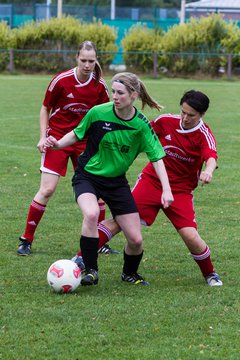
[{"x1": 47, "y1": 259, "x2": 81, "y2": 293}]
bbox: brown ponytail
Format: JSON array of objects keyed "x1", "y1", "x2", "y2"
[{"x1": 112, "y1": 72, "x2": 163, "y2": 111}]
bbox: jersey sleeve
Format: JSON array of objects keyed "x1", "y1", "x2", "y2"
[
  {"x1": 200, "y1": 124, "x2": 218, "y2": 162},
  {"x1": 141, "y1": 121, "x2": 165, "y2": 162},
  {"x1": 97, "y1": 80, "x2": 110, "y2": 105},
  {"x1": 151, "y1": 114, "x2": 171, "y2": 136},
  {"x1": 73, "y1": 107, "x2": 93, "y2": 140},
  {"x1": 43, "y1": 75, "x2": 63, "y2": 110}
]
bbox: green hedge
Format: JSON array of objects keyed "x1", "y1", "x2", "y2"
[
  {"x1": 11, "y1": 16, "x2": 117, "y2": 72},
  {"x1": 160, "y1": 14, "x2": 240, "y2": 75},
  {"x1": 0, "y1": 22, "x2": 14, "y2": 71},
  {"x1": 1, "y1": 14, "x2": 240, "y2": 75},
  {"x1": 121, "y1": 24, "x2": 163, "y2": 72},
  {"x1": 122, "y1": 14, "x2": 240, "y2": 76}
]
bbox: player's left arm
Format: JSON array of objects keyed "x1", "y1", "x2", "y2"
[
  {"x1": 199, "y1": 124, "x2": 218, "y2": 186},
  {"x1": 199, "y1": 157, "x2": 217, "y2": 186}
]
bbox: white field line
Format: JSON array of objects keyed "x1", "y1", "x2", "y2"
[
  {"x1": 143, "y1": 80, "x2": 240, "y2": 86},
  {"x1": 1, "y1": 75, "x2": 240, "y2": 87},
  {"x1": 0, "y1": 75, "x2": 51, "y2": 81},
  {"x1": 0, "y1": 143, "x2": 35, "y2": 150},
  {"x1": 0, "y1": 115, "x2": 38, "y2": 121}
]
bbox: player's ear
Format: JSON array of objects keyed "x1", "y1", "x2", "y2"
[
  {"x1": 131, "y1": 91, "x2": 138, "y2": 102},
  {"x1": 76, "y1": 51, "x2": 80, "y2": 61}
]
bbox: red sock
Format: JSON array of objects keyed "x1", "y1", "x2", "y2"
[
  {"x1": 98, "y1": 201, "x2": 106, "y2": 223},
  {"x1": 191, "y1": 246, "x2": 215, "y2": 277},
  {"x1": 98, "y1": 223, "x2": 113, "y2": 248},
  {"x1": 76, "y1": 223, "x2": 113, "y2": 257},
  {"x1": 22, "y1": 200, "x2": 46, "y2": 242}
]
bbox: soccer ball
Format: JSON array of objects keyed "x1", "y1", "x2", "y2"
[{"x1": 47, "y1": 259, "x2": 81, "y2": 293}]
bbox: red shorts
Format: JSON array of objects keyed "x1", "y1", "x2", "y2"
[
  {"x1": 40, "y1": 140, "x2": 87, "y2": 177},
  {"x1": 132, "y1": 173, "x2": 197, "y2": 230}
]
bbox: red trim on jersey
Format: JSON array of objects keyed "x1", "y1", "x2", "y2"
[{"x1": 49, "y1": 69, "x2": 74, "y2": 92}]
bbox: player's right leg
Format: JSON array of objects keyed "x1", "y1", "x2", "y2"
[
  {"x1": 72, "y1": 219, "x2": 121, "y2": 270},
  {"x1": 17, "y1": 172, "x2": 60, "y2": 256},
  {"x1": 74, "y1": 179, "x2": 100, "y2": 286},
  {"x1": 17, "y1": 146, "x2": 69, "y2": 256},
  {"x1": 72, "y1": 146, "x2": 115, "y2": 253}
]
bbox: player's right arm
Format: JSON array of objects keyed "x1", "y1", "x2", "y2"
[
  {"x1": 44, "y1": 131, "x2": 78, "y2": 151},
  {"x1": 152, "y1": 159, "x2": 174, "y2": 209},
  {"x1": 37, "y1": 105, "x2": 50, "y2": 153}
]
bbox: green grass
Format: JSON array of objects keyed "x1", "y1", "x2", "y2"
[{"x1": 0, "y1": 75, "x2": 240, "y2": 360}]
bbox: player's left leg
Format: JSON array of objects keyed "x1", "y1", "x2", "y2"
[
  {"x1": 163, "y1": 192, "x2": 222, "y2": 287},
  {"x1": 97, "y1": 214, "x2": 120, "y2": 255},
  {"x1": 116, "y1": 213, "x2": 149, "y2": 285},
  {"x1": 178, "y1": 227, "x2": 223, "y2": 287}
]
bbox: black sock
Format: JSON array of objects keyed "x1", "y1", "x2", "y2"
[
  {"x1": 80, "y1": 235, "x2": 99, "y2": 271},
  {"x1": 122, "y1": 250, "x2": 143, "y2": 275}
]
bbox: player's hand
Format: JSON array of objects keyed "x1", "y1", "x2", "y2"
[
  {"x1": 161, "y1": 189, "x2": 174, "y2": 209},
  {"x1": 43, "y1": 136, "x2": 59, "y2": 152},
  {"x1": 37, "y1": 137, "x2": 47, "y2": 153},
  {"x1": 199, "y1": 170, "x2": 213, "y2": 186}
]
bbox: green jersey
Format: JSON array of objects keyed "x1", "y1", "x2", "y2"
[{"x1": 74, "y1": 102, "x2": 165, "y2": 177}]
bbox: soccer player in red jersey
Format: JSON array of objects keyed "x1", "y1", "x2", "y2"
[
  {"x1": 17, "y1": 41, "x2": 110, "y2": 256},
  {"x1": 82, "y1": 90, "x2": 222, "y2": 287}
]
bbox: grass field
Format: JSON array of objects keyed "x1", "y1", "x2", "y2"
[{"x1": 1, "y1": 74, "x2": 240, "y2": 360}]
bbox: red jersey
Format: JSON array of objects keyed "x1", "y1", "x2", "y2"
[
  {"x1": 143, "y1": 114, "x2": 218, "y2": 193},
  {"x1": 43, "y1": 67, "x2": 109, "y2": 138}
]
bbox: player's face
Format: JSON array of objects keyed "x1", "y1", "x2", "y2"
[
  {"x1": 111, "y1": 82, "x2": 136, "y2": 111},
  {"x1": 76, "y1": 49, "x2": 97, "y2": 81},
  {"x1": 180, "y1": 102, "x2": 202, "y2": 129}
]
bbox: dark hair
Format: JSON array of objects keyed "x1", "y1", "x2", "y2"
[
  {"x1": 180, "y1": 90, "x2": 210, "y2": 114},
  {"x1": 77, "y1": 40, "x2": 103, "y2": 83},
  {"x1": 112, "y1": 72, "x2": 163, "y2": 111}
]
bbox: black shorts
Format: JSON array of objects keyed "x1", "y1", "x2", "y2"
[{"x1": 72, "y1": 170, "x2": 138, "y2": 218}]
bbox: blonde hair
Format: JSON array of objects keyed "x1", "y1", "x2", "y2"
[
  {"x1": 77, "y1": 40, "x2": 103, "y2": 83},
  {"x1": 112, "y1": 72, "x2": 163, "y2": 111}
]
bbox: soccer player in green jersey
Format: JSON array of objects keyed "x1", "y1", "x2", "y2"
[{"x1": 44, "y1": 72, "x2": 173, "y2": 286}]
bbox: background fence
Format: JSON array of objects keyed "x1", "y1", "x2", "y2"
[
  {"x1": 0, "y1": 4, "x2": 181, "y2": 28},
  {"x1": 2, "y1": 4, "x2": 240, "y2": 73},
  {"x1": 1, "y1": 48, "x2": 239, "y2": 79}
]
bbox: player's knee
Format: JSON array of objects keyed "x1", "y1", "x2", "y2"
[
  {"x1": 39, "y1": 186, "x2": 55, "y2": 199},
  {"x1": 84, "y1": 210, "x2": 99, "y2": 227},
  {"x1": 128, "y1": 235, "x2": 143, "y2": 250},
  {"x1": 179, "y1": 227, "x2": 203, "y2": 244}
]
